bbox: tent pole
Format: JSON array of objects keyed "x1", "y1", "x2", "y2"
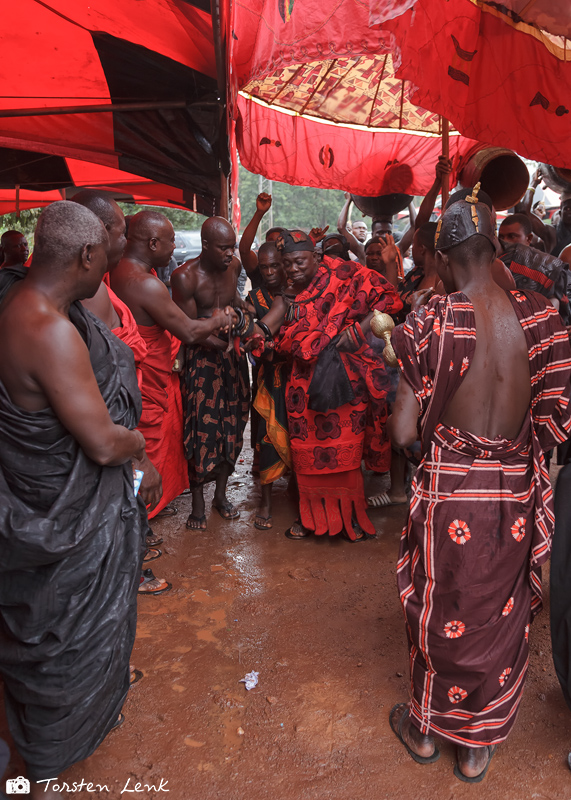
[
  {"x1": 212, "y1": 0, "x2": 230, "y2": 220},
  {"x1": 0, "y1": 101, "x2": 188, "y2": 118},
  {"x1": 15, "y1": 184, "x2": 20, "y2": 219},
  {"x1": 441, "y1": 117, "x2": 450, "y2": 208},
  {"x1": 220, "y1": 172, "x2": 229, "y2": 221}
]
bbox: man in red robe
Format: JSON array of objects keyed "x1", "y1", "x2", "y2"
[
  {"x1": 274, "y1": 230, "x2": 402, "y2": 541},
  {"x1": 389, "y1": 189, "x2": 571, "y2": 782},
  {"x1": 110, "y1": 211, "x2": 231, "y2": 520}
]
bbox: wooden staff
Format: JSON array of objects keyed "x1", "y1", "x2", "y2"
[{"x1": 441, "y1": 117, "x2": 450, "y2": 209}]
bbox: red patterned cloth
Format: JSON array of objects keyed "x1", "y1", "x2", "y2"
[
  {"x1": 276, "y1": 261, "x2": 402, "y2": 538},
  {"x1": 137, "y1": 325, "x2": 188, "y2": 519},
  {"x1": 392, "y1": 290, "x2": 571, "y2": 746}
]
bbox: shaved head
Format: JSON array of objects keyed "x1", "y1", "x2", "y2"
[
  {"x1": 128, "y1": 210, "x2": 173, "y2": 242},
  {"x1": 72, "y1": 190, "x2": 119, "y2": 229},
  {"x1": 73, "y1": 190, "x2": 126, "y2": 269},
  {"x1": 34, "y1": 201, "x2": 108, "y2": 267},
  {"x1": 201, "y1": 216, "x2": 236, "y2": 270},
  {"x1": 201, "y1": 216, "x2": 235, "y2": 245},
  {"x1": 124, "y1": 210, "x2": 175, "y2": 269}
]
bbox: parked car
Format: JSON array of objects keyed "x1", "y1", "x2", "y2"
[{"x1": 173, "y1": 230, "x2": 202, "y2": 265}]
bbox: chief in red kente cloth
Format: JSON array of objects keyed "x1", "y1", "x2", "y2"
[{"x1": 274, "y1": 230, "x2": 402, "y2": 541}]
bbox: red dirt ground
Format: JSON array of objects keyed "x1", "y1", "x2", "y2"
[{"x1": 2, "y1": 449, "x2": 570, "y2": 800}]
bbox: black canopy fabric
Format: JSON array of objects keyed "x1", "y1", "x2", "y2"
[{"x1": 0, "y1": 0, "x2": 230, "y2": 215}]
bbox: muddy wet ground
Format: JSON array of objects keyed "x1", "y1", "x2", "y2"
[{"x1": 2, "y1": 444, "x2": 571, "y2": 800}]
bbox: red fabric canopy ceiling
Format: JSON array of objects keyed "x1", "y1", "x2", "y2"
[
  {"x1": 231, "y1": 0, "x2": 571, "y2": 195},
  {"x1": 0, "y1": 0, "x2": 229, "y2": 216},
  {"x1": 231, "y1": 0, "x2": 479, "y2": 196},
  {"x1": 385, "y1": 0, "x2": 571, "y2": 171}
]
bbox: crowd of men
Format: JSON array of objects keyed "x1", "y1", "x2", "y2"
[{"x1": 2, "y1": 160, "x2": 571, "y2": 795}]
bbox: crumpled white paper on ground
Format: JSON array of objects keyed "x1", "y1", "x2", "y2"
[{"x1": 239, "y1": 671, "x2": 259, "y2": 690}]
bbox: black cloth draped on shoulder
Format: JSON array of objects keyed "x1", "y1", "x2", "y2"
[{"x1": 0, "y1": 266, "x2": 143, "y2": 780}]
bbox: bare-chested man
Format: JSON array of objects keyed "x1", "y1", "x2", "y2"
[
  {"x1": 110, "y1": 211, "x2": 231, "y2": 533},
  {"x1": 0, "y1": 229, "x2": 29, "y2": 267},
  {"x1": 388, "y1": 188, "x2": 571, "y2": 783},
  {"x1": 172, "y1": 216, "x2": 250, "y2": 529},
  {"x1": 0, "y1": 202, "x2": 146, "y2": 798}
]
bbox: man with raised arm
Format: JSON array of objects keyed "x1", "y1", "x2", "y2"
[
  {"x1": 0, "y1": 202, "x2": 147, "y2": 799},
  {"x1": 388, "y1": 188, "x2": 571, "y2": 783},
  {"x1": 110, "y1": 211, "x2": 231, "y2": 530},
  {"x1": 171, "y1": 216, "x2": 250, "y2": 530},
  {"x1": 239, "y1": 192, "x2": 285, "y2": 289}
]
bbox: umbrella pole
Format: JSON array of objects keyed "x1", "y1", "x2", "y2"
[{"x1": 441, "y1": 118, "x2": 450, "y2": 208}]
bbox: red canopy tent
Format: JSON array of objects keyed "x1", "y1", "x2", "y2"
[
  {"x1": 0, "y1": 0, "x2": 231, "y2": 217},
  {"x1": 230, "y1": 0, "x2": 481, "y2": 198},
  {"x1": 230, "y1": 0, "x2": 571, "y2": 198},
  {"x1": 385, "y1": 0, "x2": 571, "y2": 170}
]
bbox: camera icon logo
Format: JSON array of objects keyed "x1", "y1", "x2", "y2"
[{"x1": 6, "y1": 776, "x2": 30, "y2": 794}]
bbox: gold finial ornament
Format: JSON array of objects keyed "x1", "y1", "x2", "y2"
[
  {"x1": 370, "y1": 310, "x2": 399, "y2": 368},
  {"x1": 466, "y1": 182, "x2": 481, "y2": 204}
]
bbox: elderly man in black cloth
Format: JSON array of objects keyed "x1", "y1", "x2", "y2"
[{"x1": 0, "y1": 202, "x2": 146, "y2": 799}]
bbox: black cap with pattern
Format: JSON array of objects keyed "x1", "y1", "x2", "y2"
[
  {"x1": 275, "y1": 229, "x2": 314, "y2": 254},
  {"x1": 435, "y1": 183, "x2": 496, "y2": 252}
]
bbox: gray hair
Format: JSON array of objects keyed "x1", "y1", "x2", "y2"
[{"x1": 34, "y1": 201, "x2": 108, "y2": 264}]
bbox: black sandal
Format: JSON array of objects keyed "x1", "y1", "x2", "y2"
[
  {"x1": 285, "y1": 521, "x2": 311, "y2": 540},
  {"x1": 212, "y1": 500, "x2": 240, "y2": 520},
  {"x1": 186, "y1": 513, "x2": 207, "y2": 530}
]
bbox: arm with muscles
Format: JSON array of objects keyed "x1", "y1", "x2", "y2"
[
  {"x1": 36, "y1": 317, "x2": 146, "y2": 466},
  {"x1": 239, "y1": 192, "x2": 272, "y2": 277},
  {"x1": 519, "y1": 169, "x2": 541, "y2": 215},
  {"x1": 397, "y1": 201, "x2": 418, "y2": 256},
  {"x1": 337, "y1": 192, "x2": 352, "y2": 235},
  {"x1": 337, "y1": 195, "x2": 365, "y2": 261},
  {"x1": 249, "y1": 294, "x2": 289, "y2": 341},
  {"x1": 148, "y1": 272, "x2": 232, "y2": 347},
  {"x1": 388, "y1": 375, "x2": 421, "y2": 449},
  {"x1": 414, "y1": 156, "x2": 452, "y2": 230},
  {"x1": 378, "y1": 234, "x2": 401, "y2": 287},
  {"x1": 520, "y1": 170, "x2": 556, "y2": 252}
]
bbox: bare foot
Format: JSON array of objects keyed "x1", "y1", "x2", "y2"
[
  {"x1": 254, "y1": 511, "x2": 273, "y2": 529},
  {"x1": 390, "y1": 703, "x2": 437, "y2": 759},
  {"x1": 186, "y1": 513, "x2": 207, "y2": 530},
  {"x1": 456, "y1": 744, "x2": 495, "y2": 780},
  {"x1": 138, "y1": 569, "x2": 171, "y2": 595}
]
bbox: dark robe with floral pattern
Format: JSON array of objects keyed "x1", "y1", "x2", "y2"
[{"x1": 392, "y1": 290, "x2": 571, "y2": 745}]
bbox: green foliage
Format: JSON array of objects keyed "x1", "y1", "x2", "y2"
[
  {"x1": 238, "y1": 165, "x2": 347, "y2": 232},
  {"x1": 0, "y1": 208, "x2": 43, "y2": 240},
  {"x1": 116, "y1": 203, "x2": 203, "y2": 231}
]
